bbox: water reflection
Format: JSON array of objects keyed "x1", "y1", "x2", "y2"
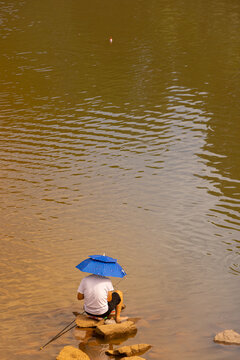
[{"x1": 74, "y1": 324, "x2": 138, "y2": 360}]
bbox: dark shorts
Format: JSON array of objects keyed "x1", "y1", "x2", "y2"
[{"x1": 86, "y1": 292, "x2": 121, "y2": 318}]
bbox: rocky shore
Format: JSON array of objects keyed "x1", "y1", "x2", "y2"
[{"x1": 56, "y1": 314, "x2": 152, "y2": 360}]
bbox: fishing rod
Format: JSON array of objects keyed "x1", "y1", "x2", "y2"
[
  {"x1": 39, "y1": 312, "x2": 84, "y2": 351},
  {"x1": 113, "y1": 275, "x2": 127, "y2": 289},
  {"x1": 39, "y1": 319, "x2": 75, "y2": 351}
]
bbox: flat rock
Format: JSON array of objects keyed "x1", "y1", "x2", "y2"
[
  {"x1": 104, "y1": 319, "x2": 116, "y2": 325},
  {"x1": 214, "y1": 329, "x2": 240, "y2": 344},
  {"x1": 106, "y1": 343, "x2": 151, "y2": 356},
  {"x1": 56, "y1": 346, "x2": 90, "y2": 360},
  {"x1": 95, "y1": 320, "x2": 137, "y2": 340},
  {"x1": 121, "y1": 357, "x2": 146, "y2": 360},
  {"x1": 75, "y1": 314, "x2": 104, "y2": 328}
]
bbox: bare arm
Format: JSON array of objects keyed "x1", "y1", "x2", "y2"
[
  {"x1": 107, "y1": 291, "x2": 113, "y2": 302},
  {"x1": 77, "y1": 292, "x2": 84, "y2": 300}
]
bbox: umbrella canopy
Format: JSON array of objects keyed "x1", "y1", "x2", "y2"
[{"x1": 76, "y1": 255, "x2": 127, "y2": 278}]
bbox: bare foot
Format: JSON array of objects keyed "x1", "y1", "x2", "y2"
[{"x1": 116, "y1": 316, "x2": 128, "y2": 323}]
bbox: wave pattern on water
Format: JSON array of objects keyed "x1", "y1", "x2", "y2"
[
  {"x1": 0, "y1": 0, "x2": 240, "y2": 359},
  {"x1": 1, "y1": 85, "x2": 239, "y2": 277}
]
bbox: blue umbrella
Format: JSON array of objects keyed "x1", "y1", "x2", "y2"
[{"x1": 76, "y1": 255, "x2": 126, "y2": 278}]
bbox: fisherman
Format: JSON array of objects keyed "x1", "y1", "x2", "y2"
[
  {"x1": 76, "y1": 255, "x2": 128, "y2": 323},
  {"x1": 77, "y1": 274, "x2": 128, "y2": 323}
]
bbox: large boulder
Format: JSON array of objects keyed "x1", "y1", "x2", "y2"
[
  {"x1": 105, "y1": 343, "x2": 151, "y2": 356},
  {"x1": 56, "y1": 346, "x2": 90, "y2": 360},
  {"x1": 75, "y1": 314, "x2": 104, "y2": 328},
  {"x1": 95, "y1": 320, "x2": 137, "y2": 340},
  {"x1": 214, "y1": 329, "x2": 240, "y2": 344}
]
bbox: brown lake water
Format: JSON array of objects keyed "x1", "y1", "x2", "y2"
[{"x1": 0, "y1": 0, "x2": 240, "y2": 359}]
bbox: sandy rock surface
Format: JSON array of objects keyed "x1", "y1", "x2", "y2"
[
  {"x1": 105, "y1": 343, "x2": 151, "y2": 356},
  {"x1": 95, "y1": 320, "x2": 137, "y2": 339},
  {"x1": 214, "y1": 329, "x2": 240, "y2": 344},
  {"x1": 75, "y1": 314, "x2": 104, "y2": 328},
  {"x1": 121, "y1": 357, "x2": 146, "y2": 360},
  {"x1": 56, "y1": 345, "x2": 90, "y2": 360}
]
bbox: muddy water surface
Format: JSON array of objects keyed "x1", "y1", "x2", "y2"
[{"x1": 0, "y1": 0, "x2": 240, "y2": 359}]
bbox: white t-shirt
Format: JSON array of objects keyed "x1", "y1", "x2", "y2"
[{"x1": 78, "y1": 274, "x2": 114, "y2": 315}]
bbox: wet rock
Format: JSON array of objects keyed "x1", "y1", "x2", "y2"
[
  {"x1": 214, "y1": 329, "x2": 240, "y2": 344},
  {"x1": 105, "y1": 343, "x2": 151, "y2": 356},
  {"x1": 75, "y1": 314, "x2": 104, "y2": 328},
  {"x1": 56, "y1": 345, "x2": 90, "y2": 360},
  {"x1": 95, "y1": 320, "x2": 137, "y2": 340}
]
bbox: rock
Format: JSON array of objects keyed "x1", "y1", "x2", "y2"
[
  {"x1": 214, "y1": 329, "x2": 240, "y2": 344},
  {"x1": 75, "y1": 314, "x2": 104, "y2": 328},
  {"x1": 105, "y1": 343, "x2": 152, "y2": 356},
  {"x1": 95, "y1": 320, "x2": 137, "y2": 340},
  {"x1": 104, "y1": 319, "x2": 116, "y2": 325},
  {"x1": 56, "y1": 345, "x2": 90, "y2": 360},
  {"x1": 121, "y1": 357, "x2": 146, "y2": 360}
]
